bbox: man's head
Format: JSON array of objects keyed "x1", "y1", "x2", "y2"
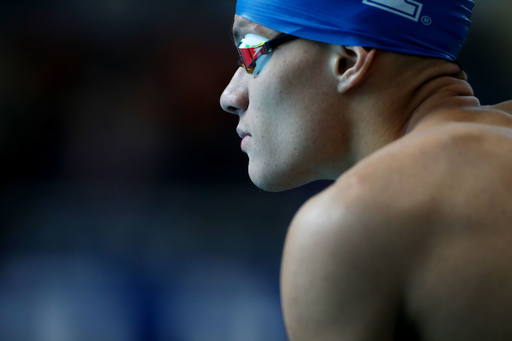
[{"x1": 220, "y1": 1, "x2": 475, "y2": 192}]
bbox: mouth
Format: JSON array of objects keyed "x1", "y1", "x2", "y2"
[
  {"x1": 236, "y1": 127, "x2": 251, "y2": 139},
  {"x1": 236, "y1": 127, "x2": 252, "y2": 151}
]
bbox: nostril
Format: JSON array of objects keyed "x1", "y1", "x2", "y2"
[{"x1": 227, "y1": 106, "x2": 238, "y2": 112}]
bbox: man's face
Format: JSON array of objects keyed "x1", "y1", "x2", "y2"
[{"x1": 220, "y1": 15, "x2": 352, "y2": 192}]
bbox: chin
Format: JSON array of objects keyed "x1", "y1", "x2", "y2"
[{"x1": 248, "y1": 164, "x2": 314, "y2": 192}]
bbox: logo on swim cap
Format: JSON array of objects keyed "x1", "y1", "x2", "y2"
[{"x1": 362, "y1": 0, "x2": 423, "y2": 22}]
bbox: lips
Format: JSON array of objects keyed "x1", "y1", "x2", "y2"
[
  {"x1": 236, "y1": 127, "x2": 252, "y2": 151},
  {"x1": 236, "y1": 127, "x2": 251, "y2": 140}
]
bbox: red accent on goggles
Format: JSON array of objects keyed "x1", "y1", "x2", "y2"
[{"x1": 237, "y1": 33, "x2": 297, "y2": 76}]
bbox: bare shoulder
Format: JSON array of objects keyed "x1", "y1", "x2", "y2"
[
  {"x1": 346, "y1": 120, "x2": 512, "y2": 209},
  {"x1": 280, "y1": 148, "x2": 434, "y2": 340},
  {"x1": 282, "y1": 120, "x2": 512, "y2": 341},
  {"x1": 281, "y1": 180, "x2": 418, "y2": 341},
  {"x1": 490, "y1": 99, "x2": 512, "y2": 115}
]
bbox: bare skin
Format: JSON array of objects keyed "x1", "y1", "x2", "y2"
[
  {"x1": 222, "y1": 15, "x2": 512, "y2": 341},
  {"x1": 282, "y1": 107, "x2": 512, "y2": 341}
]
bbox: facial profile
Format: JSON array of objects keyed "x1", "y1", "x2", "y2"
[{"x1": 221, "y1": 16, "x2": 356, "y2": 192}]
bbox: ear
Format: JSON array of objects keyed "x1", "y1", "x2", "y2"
[{"x1": 332, "y1": 46, "x2": 376, "y2": 93}]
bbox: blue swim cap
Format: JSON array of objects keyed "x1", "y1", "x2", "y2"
[{"x1": 236, "y1": 0, "x2": 474, "y2": 61}]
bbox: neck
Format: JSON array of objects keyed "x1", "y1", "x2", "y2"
[{"x1": 346, "y1": 53, "x2": 478, "y2": 162}]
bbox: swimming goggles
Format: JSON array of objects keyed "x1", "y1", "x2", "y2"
[{"x1": 237, "y1": 33, "x2": 297, "y2": 76}]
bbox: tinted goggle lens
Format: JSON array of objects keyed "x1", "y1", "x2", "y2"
[
  {"x1": 236, "y1": 33, "x2": 296, "y2": 76},
  {"x1": 237, "y1": 41, "x2": 268, "y2": 75}
]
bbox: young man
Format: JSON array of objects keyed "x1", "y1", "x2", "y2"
[{"x1": 220, "y1": 0, "x2": 512, "y2": 340}]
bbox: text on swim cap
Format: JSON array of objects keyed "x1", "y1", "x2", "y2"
[{"x1": 362, "y1": 0, "x2": 423, "y2": 22}]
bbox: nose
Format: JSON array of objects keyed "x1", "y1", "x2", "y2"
[{"x1": 220, "y1": 68, "x2": 249, "y2": 115}]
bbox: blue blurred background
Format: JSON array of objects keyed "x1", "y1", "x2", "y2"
[{"x1": 0, "y1": 1, "x2": 511, "y2": 340}]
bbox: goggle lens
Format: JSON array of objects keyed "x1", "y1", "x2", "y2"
[
  {"x1": 237, "y1": 36, "x2": 268, "y2": 75},
  {"x1": 236, "y1": 33, "x2": 297, "y2": 76}
]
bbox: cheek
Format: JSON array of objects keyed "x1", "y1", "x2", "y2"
[
  {"x1": 251, "y1": 57, "x2": 334, "y2": 118},
  {"x1": 248, "y1": 51, "x2": 341, "y2": 150},
  {"x1": 270, "y1": 52, "x2": 336, "y2": 115}
]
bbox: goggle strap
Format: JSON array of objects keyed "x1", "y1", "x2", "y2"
[{"x1": 264, "y1": 33, "x2": 297, "y2": 52}]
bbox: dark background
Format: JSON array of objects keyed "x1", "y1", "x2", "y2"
[{"x1": 1, "y1": 1, "x2": 511, "y2": 340}]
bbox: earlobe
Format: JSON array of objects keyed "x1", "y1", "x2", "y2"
[{"x1": 335, "y1": 46, "x2": 375, "y2": 94}]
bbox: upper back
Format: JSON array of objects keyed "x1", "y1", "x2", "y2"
[
  {"x1": 281, "y1": 103, "x2": 512, "y2": 341},
  {"x1": 345, "y1": 104, "x2": 512, "y2": 340}
]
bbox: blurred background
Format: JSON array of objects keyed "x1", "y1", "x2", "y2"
[{"x1": 0, "y1": 0, "x2": 511, "y2": 340}]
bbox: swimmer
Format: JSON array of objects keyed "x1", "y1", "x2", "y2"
[{"x1": 220, "y1": 0, "x2": 512, "y2": 340}]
